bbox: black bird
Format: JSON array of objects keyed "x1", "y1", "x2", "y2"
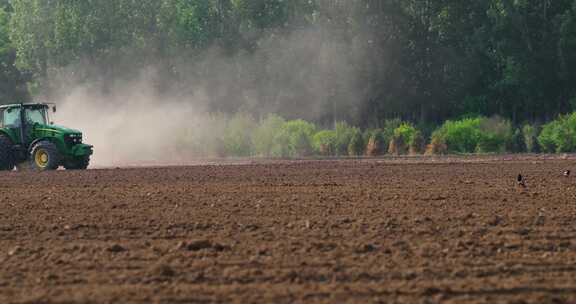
[
  {"x1": 517, "y1": 174, "x2": 526, "y2": 187},
  {"x1": 564, "y1": 170, "x2": 571, "y2": 177}
]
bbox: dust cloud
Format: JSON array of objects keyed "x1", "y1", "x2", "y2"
[
  {"x1": 56, "y1": 76, "x2": 211, "y2": 167},
  {"x1": 49, "y1": 26, "x2": 368, "y2": 167}
]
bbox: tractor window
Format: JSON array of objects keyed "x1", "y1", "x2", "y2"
[
  {"x1": 25, "y1": 108, "x2": 47, "y2": 125},
  {"x1": 3, "y1": 108, "x2": 21, "y2": 128}
]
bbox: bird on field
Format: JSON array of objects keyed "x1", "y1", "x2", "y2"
[
  {"x1": 564, "y1": 170, "x2": 571, "y2": 177},
  {"x1": 517, "y1": 174, "x2": 526, "y2": 188}
]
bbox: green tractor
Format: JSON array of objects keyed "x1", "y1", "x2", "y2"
[{"x1": 0, "y1": 103, "x2": 93, "y2": 171}]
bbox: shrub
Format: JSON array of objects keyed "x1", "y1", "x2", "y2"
[
  {"x1": 388, "y1": 123, "x2": 417, "y2": 155},
  {"x1": 441, "y1": 118, "x2": 483, "y2": 153},
  {"x1": 186, "y1": 113, "x2": 227, "y2": 157},
  {"x1": 409, "y1": 131, "x2": 425, "y2": 155},
  {"x1": 558, "y1": 113, "x2": 576, "y2": 152},
  {"x1": 270, "y1": 132, "x2": 291, "y2": 157},
  {"x1": 381, "y1": 118, "x2": 402, "y2": 152},
  {"x1": 293, "y1": 131, "x2": 314, "y2": 156},
  {"x1": 362, "y1": 129, "x2": 373, "y2": 145},
  {"x1": 224, "y1": 112, "x2": 256, "y2": 156},
  {"x1": 426, "y1": 132, "x2": 448, "y2": 155},
  {"x1": 252, "y1": 114, "x2": 285, "y2": 157},
  {"x1": 388, "y1": 134, "x2": 407, "y2": 155},
  {"x1": 312, "y1": 130, "x2": 337, "y2": 156},
  {"x1": 508, "y1": 128, "x2": 525, "y2": 153},
  {"x1": 431, "y1": 116, "x2": 513, "y2": 154},
  {"x1": 554, "y1": 127, "x2": 575, "y2": 152},
  {"x1": 538, "y1": 120, "x2": 560, "y2": 152},
  {"x1": 522, "y1": 124, "x2": 539, "y2": 153},
  {"x1": 394, "y1": 123, "x2": 417, "y2": 145},
  {"x1": 476, "y1": 134, "x2": 503, "y2": 153},
  {"x1": 271, "y1": 120, "x2": 316, "y2": 157},
  {"x1": 334, "y1": 122, "x2": 356, "y2": 156},
  {"x1": 365, "y1": 130, "x2": 386, "y2": 156},
  {"x1": 348, "y1": 129, "x2": 365, "y2": 156},
  {"x1": 476, "y1": 116, "x2": 513, "y2": 153},
  {"x1": 431, "y1": 118, "x2": 484, "y2": 153},
  {"x1": 538, "y1": 113, "x2": 576, "y2": 153}
]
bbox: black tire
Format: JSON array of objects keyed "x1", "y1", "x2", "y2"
[
  {"x1": 64, "y1": 156, "x2": 90, "y2": 170},
  {"x1": 0, "y1": 135, "x2": 14, "y2": 171},
  {"x1": 30, "y1": 141, "x2": 60, "y2": 171}
]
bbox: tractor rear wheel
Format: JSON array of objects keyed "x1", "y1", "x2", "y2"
[
  {"x1": 0, "y1": 135, "x2": 14, "y2": 171},
  {"x1": 64, "y1": 156, "x2": 90, "y2": 170},
  {"x1": 30, "y1": 141, "x2": 60, "y2": 171}
]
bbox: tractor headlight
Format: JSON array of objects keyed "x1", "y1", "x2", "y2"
[{"x1": 65, "y1": 134, "x2": 83, "y2": 145}]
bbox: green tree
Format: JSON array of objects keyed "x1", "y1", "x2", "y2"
[
  {"x1": 0, "y1": 4, "x2": 28, "y2": 103},
  {"x1": 5, "y1": 0, "x2": 576, "y2": 128}
]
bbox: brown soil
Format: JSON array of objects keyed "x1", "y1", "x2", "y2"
[{"x1": 2, "y1": 157, "x2": 576, "y2": 303}]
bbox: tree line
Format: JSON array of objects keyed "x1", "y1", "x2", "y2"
[{"x1": 0, "y1": 0, "x2": 576, "y2": 128}]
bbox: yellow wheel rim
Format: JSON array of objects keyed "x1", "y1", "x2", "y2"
[{"x1": 35, "y1": 149, "x2": 49, "y2": 168}]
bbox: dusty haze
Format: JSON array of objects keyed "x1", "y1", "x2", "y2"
[{"x1": 49, "y1": 26, "x2": 369, "y2": 167}]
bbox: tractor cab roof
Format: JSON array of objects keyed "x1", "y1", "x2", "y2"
[{"x1": 0, "y1": 103, "x2": 52, "y2": 109}]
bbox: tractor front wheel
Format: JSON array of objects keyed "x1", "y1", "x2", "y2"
[
  {"x1": 64, "y1": 156, "x2": 90, "y2": 170},
  {"x1": 31, "y1": 141, "x2": 60, "y2": 171},
  {"x1": 0, "y1": 135, "x2": 14, "y2": 171}
]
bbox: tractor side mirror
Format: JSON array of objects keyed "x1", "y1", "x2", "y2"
[{"x1": 52, "y1": 106, "x2": 57, "y2": 113}]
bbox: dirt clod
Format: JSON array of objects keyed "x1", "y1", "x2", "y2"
[
  {"x1": 185, "y1": 240, "x2": 213, "y2": 251},
  {"x1": 356, "y1": 244, "x2": 377, "y2": 254},
  {"x1": 8, "y1": 246, "x2": 21, "y2": 256},
  {"x1": 107, "y1": 244, "x2": 126, "y2": 253},
  {"x1": 150, "y1": 264, "x2": 176, "y2": 277}
]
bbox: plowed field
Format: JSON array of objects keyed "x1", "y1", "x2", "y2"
[{"x1": 2, "y1": 157, "x2": 576, "y2": 303}]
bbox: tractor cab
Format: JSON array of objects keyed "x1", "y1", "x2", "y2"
[
  {"x1": 0, "y1": 103, "x2": 92, "y2": 171},
  {"x1": 1, "y1": 103, "x2": 53, "y2": 140},
  {"x1": 5, "y1": 104, "x2": 51, "y2": 125},
  {"x1": 2, "y1": 103, "x2": 51, "y2": 126}
]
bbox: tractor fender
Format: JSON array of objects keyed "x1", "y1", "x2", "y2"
[{"x1": 28, "y1": 137, "x2": 56, "y2": 153}]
